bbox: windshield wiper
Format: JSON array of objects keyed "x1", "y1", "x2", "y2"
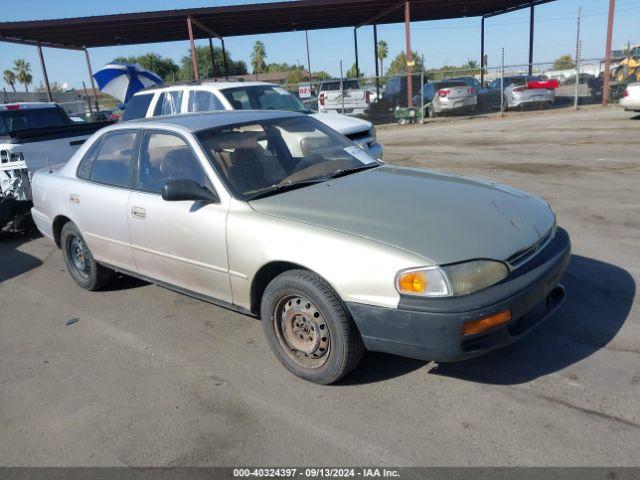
[
  {"x1": 246, "y1": 179, "x2": 325, "y2": 201},
  {"x1": 322, "y1": 162, "x2": 380, "y2": 180}
]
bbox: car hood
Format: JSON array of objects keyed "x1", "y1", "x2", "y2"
[
  {"x1": 249, "y1": 165, "x2": 555, "y2": 265},
  {"x1": 309, "y1": 112, "x2": 372, "y2": 135}
]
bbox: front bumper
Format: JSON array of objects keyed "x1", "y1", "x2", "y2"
[{"x1": 347, "y1": 227, "x2": 571, "y2": 362}]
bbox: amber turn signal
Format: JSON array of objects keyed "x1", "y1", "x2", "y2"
[
  {"x1": 461, "y1": 310, "x2": 512, "y2": 336},
  {"x1": 398, "y1": 271, "x2": 427, "y2": 294}
]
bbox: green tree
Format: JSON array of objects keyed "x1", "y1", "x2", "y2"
[
  {"x1": 13, "y1": 59, "x2": 33, "y2": 93},
  {"x1": 179, "y1": 45, "x2": 247, "y2": 81},
  {"x1": 464, "y1": 59, "x2": 479, "y2": 70},
  {"x1": 266, "y1": 62, "x2": 304, "y2": 73},
  {"x1": 313, "y1": 70, "x2": 331, "y2": 81},
  {"x1": 3, "y1": 69, "x2": 17, "y2": 92},
  {"x1": 250, "y1": 41, "x2": 267, "y2": 78},
  {"x1": 386, "y1": 50, "x2": 424, "y2": 76},
  {"x1": 286, "y1": 69, "x2": 306, "y2": 85},
  {"x1": 346, "y1": 62, "x2": 363, "y2": 79},
  {"x1": 112, "y1": 53, "x2": 180, "y2": 82},
  {"x1": 553, "y1": 54, "x2": 575, "y2": 70},
  {"x1": 377, "y1": 40, "x2": 388, "y2": 76}
]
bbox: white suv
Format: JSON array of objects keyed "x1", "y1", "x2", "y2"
[{"x1": 122, "y1": 81, "x2": 382, "y2": 159}]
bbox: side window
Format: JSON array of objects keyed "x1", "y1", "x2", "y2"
[
  {"x1": 89, "y1": 131, "x2": 137, "y2": 188},
  {"x1": 122, "y1": 93, "x2": 153, "y2": 120},
  {"x1": 76, "y1": 137, "x2": 103, "y2": 179},
  {"x1": 226, "y1": 89, "x2": 251, "y2": 110},
  {"x1": 137, "y1": 132, "x2": 208, "y2": 195},
  {"x1": 153, "y1": 91, "x2": 183, "y2": 116},
  {"x1": 188, "y1": 90, "x2": 224, "y2": 112}
]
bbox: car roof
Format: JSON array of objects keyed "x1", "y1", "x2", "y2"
[
  {"x1": 137, "y1": 80, "x2": 278, "y2": 94},
  {"x1": 122, "y1": 109, "x2": 302, "y2": 131},
  {"x1": 0, "y1": 102, "x2": 59, "y2": 110}
]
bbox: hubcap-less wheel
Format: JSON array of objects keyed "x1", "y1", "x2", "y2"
[
  {"x1": 274, "y1": 295, "x2": 330, "y2": 369},
  {"x1": 67, "y1": 234, "x2": 90, "y2": 279}
]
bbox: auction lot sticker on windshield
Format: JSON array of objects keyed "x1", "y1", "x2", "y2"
[{"x1": 344, "y1": 146, "x2": 376, "y2": 164}]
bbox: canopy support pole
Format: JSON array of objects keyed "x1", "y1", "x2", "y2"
[
  {"x1": 37, "y1": 44, "x2": 53, "y2": 102},
  {"x1": 480, "y1": 16, "x2": 485, "y2": 85},
  {"x1": 187, "y1": 16, "x2": 199, "y2": 80},
  {"x1": 404, "y1": 0, "x2": 413, "y2": 108},
  {"x1": 528, "y1": 1, "x2": 535, "y2": 76},
  {"x1": 602, "y1": 0, "x2": 616, "y2": 106},
  {"x1": 373, "y1": 23, "x2": 380, "y2": 98},
  {"x1": 305, "y1": 31, "x2": 312, "y2": 84},
  {"x1": 209, "y1": 37, "x2": 217, "y2": 78},
  {"x1": 221, "y1": 38, "x2": 229, "y2": 80},
  {"x1": 84, "y1": 48, "x2": 99, "y2": 111},
  {"x1": 353, "y1": 28, "x2": 359, "y2": 78}
]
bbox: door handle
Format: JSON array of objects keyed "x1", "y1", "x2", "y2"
[{"x1": 131, "y1": 206, "x2": 146, "y2": 219}]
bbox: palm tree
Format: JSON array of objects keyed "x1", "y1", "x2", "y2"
[
  {"x1": 3, "y1": 70, "x2": 17, "y2": 92},
  {"x1": 13, "y1": 59, "x2": 33, "y2": 93},
  {"x1": 377, "y1": 40, "x2": 389, "y2": 77},
  {"x1": 251, "y1": 41, "x2": 267, "y2": 80}
]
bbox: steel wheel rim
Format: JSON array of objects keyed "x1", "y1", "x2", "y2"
[
  {"x1": 67, "y1": 234, "x2": 90, "y2": 279},
  {"x1": 273, "y1": 294, "x2": 330, "y2": 369}
]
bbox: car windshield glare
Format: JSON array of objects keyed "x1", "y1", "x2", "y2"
[
  {"x1": 196, "y1": 116, "x2": 378, "y2": 200},
  {"x1": 221, "y1": 86, "x2": 311, "y2": 113}
]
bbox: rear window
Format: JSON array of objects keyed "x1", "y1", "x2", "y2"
[
  {"x1": 320, "y1": 80, "x2": 361, "y2": 91},
  {"x1": 433, "y1": 81, "x2": 467, "y2": 89},
  {"x1": 122, "y1": 94, "x2": 153, "y2": 121},
  {"x1": 0, "y1": 107, "x2": 71, "y2": 135}
]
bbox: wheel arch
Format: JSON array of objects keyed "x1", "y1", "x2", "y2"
[
  {"x1": 249, "y1": 260, "x2": 343, "y2": 317},
  {"x1": 52, "y1": 215, "x2": 73, "y2": 248}
]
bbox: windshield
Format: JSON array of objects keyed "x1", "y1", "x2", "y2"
[
  {"x1": 0, "y1": 107, "x2": 71, "y2": 135},
  {"x1": 221, "y1": 85, "x2": 312, "y2": 114},
  {"x1": 196, "y1": 116, "x2": 379, "y2": 200}
]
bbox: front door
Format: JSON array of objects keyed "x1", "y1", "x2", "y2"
[{"x1": 127, "y1": 130, "x2": 232, "y2": 303}]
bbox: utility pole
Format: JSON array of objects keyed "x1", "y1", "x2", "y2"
[
  {"x1": 602, "y1": 0, "x2": 616, "y2": 106},
  {"x1": 305, "y1": 31, "x2": 312, "y2": 84},
  {"x1": 500, "y1": 48, "x2": 505, "y2": 116},
  {"x1": 574, "y1": 7, "x2": 582, "y2": 109}
]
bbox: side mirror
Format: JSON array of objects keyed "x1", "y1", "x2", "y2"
[{"x1": 161, "y1": 179, "x2": 219, "y2": 204}]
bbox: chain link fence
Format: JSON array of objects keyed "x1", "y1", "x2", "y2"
[{"x1": 274, "y1": 55, "x2": 632, "y2": 125}]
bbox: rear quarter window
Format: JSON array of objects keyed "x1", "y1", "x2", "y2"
[{"x1": 122, "y1": 94, "x2": 153, "y2": 121}]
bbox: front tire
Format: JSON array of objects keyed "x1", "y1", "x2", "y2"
[
  {"x1": 260, "y1": 270, "x2": 365, "y2": 384},
  {"x1": 61, "y1": 222, "x2": 114, "y2": 291}
]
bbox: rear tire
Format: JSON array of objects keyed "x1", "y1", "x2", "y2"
[
  {"x1": 61, "y1": 222, "x2": 115, "y2": 291},
  {"x1": 260, "y1": 269, "x2": 365, "y2": 384},
  {"x1": 428, "y1": 103, "x2": 436, "y2": 118}
]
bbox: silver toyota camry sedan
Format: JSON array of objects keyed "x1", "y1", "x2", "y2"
[{"x1": 31, "y1": 110, "x2": 570, "y2": 384}]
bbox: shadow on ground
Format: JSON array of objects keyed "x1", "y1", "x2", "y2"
[
  {"x1": 0, "y1": 232, "x2": 43, "y2": 284},
  {"x1": 343, "y1": 255, "x2": 634, "y2": 386}
]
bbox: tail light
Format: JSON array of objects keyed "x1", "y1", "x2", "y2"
[
  {"x1": 365, "y1": 91, "x2": 371, "y2": 104},
  {"x1": 527, "y1": 79, "x2": 559, "y2": 90},
  {"x1": 6, "y1": 104, "x2": 20, "y2": 110},
  {"x1": 513, "y1": 86, "x2": 527, "y2": 93},
  {"x1": 438, "y1": 89, "x2": 450, "y2": 98},
  {"x1": 623, "y1": 89, "x2": 630, "y2": 97},
  {"x1": 319, "y1": 93, "x2": 325, "y2": 106},
  {"x1": 468, "y1": 88, "x2": 476, "y2": 94}
]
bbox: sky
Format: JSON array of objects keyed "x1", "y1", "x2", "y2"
[{"x1": 0, "y1": 0, "x2": 638, "y2": 91}]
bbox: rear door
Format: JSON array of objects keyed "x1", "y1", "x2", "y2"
[
  {"x1": 72, "y1": 129, "x2": 138, "y2": 270},
  {"x1": 127, "y1": 129, "x2": 232, "y2": 302}
]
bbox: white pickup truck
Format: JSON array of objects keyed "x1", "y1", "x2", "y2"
[
  {"x1": 317, "y1": 79, "x2": 372, "y2": 115},
  {"x1": 0, "y1": 103, "x2": 110, "y2": 232}
]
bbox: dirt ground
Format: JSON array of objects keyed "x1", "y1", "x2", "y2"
[{"x1": 0, "y1": 106, "x2": 638, "y2": 467}]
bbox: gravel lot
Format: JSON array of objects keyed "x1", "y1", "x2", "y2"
[{"x1": 1, "y1": 107, "x2": 638, "y2": 467}]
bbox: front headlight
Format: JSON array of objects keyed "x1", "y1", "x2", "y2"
[{"x1": 396, "y1": 260, "x2": 509, "y2": 297}]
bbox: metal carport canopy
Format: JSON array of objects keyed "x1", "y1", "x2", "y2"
[{"x1": 0, "y1": 0, "x2": 555, "y2": 50}]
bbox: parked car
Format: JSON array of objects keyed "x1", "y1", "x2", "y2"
[
  {"x1": 123, "y1": 81, "x2": 382, "y2": 159},
  {"x1": 417, "y1": 80, "x2": 478, "y2": 118},
  {"x1": 620, "y1": 83, "x2": 640, "y2": 112},
  {"x1": 381, "y1": 75, "x2": 424, "y2": 109},
  {"x1": 0, "y1": 102, "x2": 110, "y2": 231},
  {"x1": 563, "y1": 73, "x2": 595, "y2": 85},
  {"x1": 486, "y1": 76, "x2": 558, "y2": 110},
  {"x1": 446, "y1": 76, "x2": 495, "y2": 110},
  {"x1": 31, "y1": 110, "x2": 570, "y2": 384},
  {"x1": 317, "y1": 79, "x2": 371, "y2": 115}
]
